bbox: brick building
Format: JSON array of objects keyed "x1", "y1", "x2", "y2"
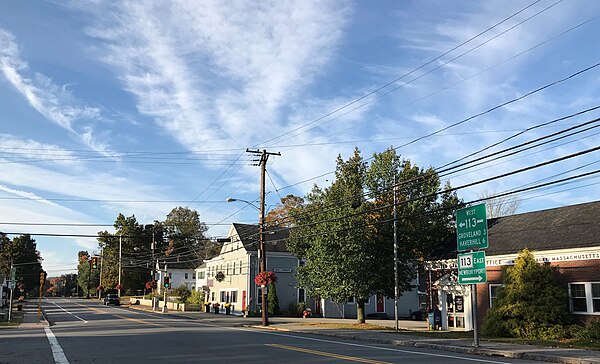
[{"x1": 427, "y1": 200, "x2": 600, "y2": 330}]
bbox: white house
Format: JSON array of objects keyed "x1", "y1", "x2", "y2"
[{"x1": 156, "y1": 262, "x2": 197, "y2": 294}]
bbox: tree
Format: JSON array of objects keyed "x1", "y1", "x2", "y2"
[
  {"x1": 164, "y1": 207, "x2": 209, "y2": 258},
  {"x1": 268, "y1": 282, "x2": 280, "y2": 316},
  {"x1": 265, "y1": 195, "x2": 305, "y2": 227},
  {"x1": 478, "y1": 190, "x2": 520, "y2": 218},
  {"x1": 289, "y1": 148, "x2": 461, "y2": 323},
  {"x1": 76, "y1": 251, "x2": 99, "y2": 297},
  {"x1": 482, "y1": 249, "x2": 571, "y2": 339},
  {"x1": 0, "y1": 234, "x2": 43, "y2": 295}
]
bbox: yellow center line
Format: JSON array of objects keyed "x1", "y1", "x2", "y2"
[{"x1": 266, "y1": 344, "x2": 391, "y2": 364}]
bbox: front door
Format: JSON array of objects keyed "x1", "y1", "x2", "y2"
[{"x1": 376, "y1": 293, "x2": 385, "y2": 312}]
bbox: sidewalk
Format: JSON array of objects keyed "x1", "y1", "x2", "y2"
[{"x1": 127, "y1": 304, "x2": 600, "y2": 364}]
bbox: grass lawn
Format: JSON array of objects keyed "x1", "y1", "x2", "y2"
[{"x1": 0, "y1": 312, "x2": 23, "y2": 327}]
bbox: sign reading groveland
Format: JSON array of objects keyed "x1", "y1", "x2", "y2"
[{"x1": 456, "y1": 203, "x2": 488, "y2": 285}]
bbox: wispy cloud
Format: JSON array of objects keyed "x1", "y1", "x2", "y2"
[
  {"x1": 0, "y1": 28, "x2": 110, "y2": 155},
  {"x1": 77, "y1": 0, "x2": 348, "y2": 153}
]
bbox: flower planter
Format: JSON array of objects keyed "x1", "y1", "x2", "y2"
[
  {"x1": 225, "y1": 307, "x2": 231, "y2": 315},
  {"x1": 212, "y1": 305, "x2": 220, "y2": 314}
]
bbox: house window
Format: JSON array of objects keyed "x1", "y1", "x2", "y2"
[
  {"x1": 198, "y1": 271, "x2": 205, "y2": 279},
  {"x1": 257, "y1": 288, "x2": 263, "y2": 305},
  {"x1": 211, "y1": 292, "x2": 215, "y2": 301},
  {"x1": 231, "y1": 290, "x2": 238, "y2": 303},
  {"x1": 233, "y1": 262, "x2": 236, "y2": 275},
  {"x1": 220, "y1": 291, "x2": 226, "y2": 303},
  {"x1": 298, "y1": 259, "x2": 305, "y2": 267},
  {"x1": 569, "y1": 283, "x2": 587, "y2": 312},
  {"x1": 489, "y1": 284, "x2": 504, "y2": 308},
  {"x1": 192, "y1": 272, "x2": 196, "y2": 279},
  {"x1": 226, "y1": 263, "x2": 230, "y2": 275},
  {"x1": 298, "y1": 288, "x2": 305, "y2": 303},
  {"x1": 593, "y1": 283, "x2": 600, "y2": 313},
  {"x1": 168, "y1": 272, "x2": 172, "y2": 278},
  {"x1": 184, "y1": 273, "x2": 189, "y2": 279},
  {"x1": 347, "y1": 297, "x2": 355, "y2": 304},
  {"x1": 239, "y1": 260, "x2": 243, "y2": 274}
]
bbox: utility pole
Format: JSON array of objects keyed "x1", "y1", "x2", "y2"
[
  {"x1": 118, "y1": 235, "x2": 122, "y2": 298},
  {"x1": 162, "y1": 263, "x2": 168, "y2": 313},
  {"x1": 151, "y1": 230, "x2": 156, "y2": 310},
  {"x1": 87, "y1": 258, "x2": 91, "y2": 299},
  {"x1": 246, "y1": 148, "x2": 280, "y2": 327},
  {"x1": 393, "y1": 173, "x2": 399, "y2": 331},
  {"x1": 99, "y1": 246, "x2": 103, "y2": 299},
  {"x1": 8, "y1": 260, "x2": 14, "y2": 323}
]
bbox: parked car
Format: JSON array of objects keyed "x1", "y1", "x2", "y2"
[
  {"x1": 103, "y1": 294, "x2": 120, "y2": 306},
  {"x1": 410, "y1": 308, "x2": 427, "y2": 321}
]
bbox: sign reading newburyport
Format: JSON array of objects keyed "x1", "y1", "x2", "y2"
[
  {"x1": 457, "y1": 251, "x2": 487, "y2": 284},
  {"x1": 456, "y1": 203, "x2": 488, "y2": 252}
]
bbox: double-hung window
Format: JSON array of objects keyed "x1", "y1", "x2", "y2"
[{"x1": 569, "y1": 282, "x2": 600, "y2": 314}]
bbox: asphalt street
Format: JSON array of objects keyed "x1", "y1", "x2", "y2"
[{"x1": 0, "y1": 297, "x2": 541, "y2": 364}]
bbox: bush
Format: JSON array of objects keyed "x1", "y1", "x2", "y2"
[
  {"x1": 267, "y1": 283, "x2": 280, "y2": 316},
  {"x1": 171, "y1": 285, "x2": 191, "y2": 304},
  {"x1": 481, "y1": 249, "x2": 572, "y2": 340},
  {"x1": 186, "y1": 290, "x2": 204, "y2": 305},
  {"x1": 576, "y1": 320, "x2": 600, "y2": 341}
]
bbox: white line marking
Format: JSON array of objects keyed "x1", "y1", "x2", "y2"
[
  {"x1": 44, "y1": 327, "x2": 70, "y2": 364},
  {"x1": 48, "y1": 301, "x2": 88, "y2": 323}
]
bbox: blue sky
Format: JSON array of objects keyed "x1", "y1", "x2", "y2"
[{"x1": 1, "y1": 0, "x2": 599, "y2": 276}]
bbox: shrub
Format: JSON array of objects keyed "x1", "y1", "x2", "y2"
[
  {"x1": 481, "y1": 249, "x2": 571, "y2": 340},
  {"x1": 187, "y1": 290, "x2": 204, "y2": 305},
  {"x1": 171, "y1": 285, "x2": 191, "y2": 303},
  {"x1": 576, "y1": 320, "x2": 600, "y2": 341},
  {"x1": 268, "y1": 283, "x2": 280, "y2": 316}
]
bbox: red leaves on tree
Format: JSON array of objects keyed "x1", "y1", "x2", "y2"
[{"x1": 145, "y1": 280, "x2": 157, "y2": 290}]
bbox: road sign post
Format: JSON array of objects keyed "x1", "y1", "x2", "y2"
[{"x1": 456, "y1": 203, "x2": 488, "y2": 252}]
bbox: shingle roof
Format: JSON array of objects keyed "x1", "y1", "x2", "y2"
[
  {"x1": 485, "y1": 200, "x2": 600, "y2": 256},
  {"x1": 429, "y1": 200, "x2": 600, "y2": 260},
  {"x1": 232, "y1": 223, "x2": 290, "y2": 253}
]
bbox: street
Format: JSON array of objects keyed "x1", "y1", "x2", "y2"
[{"x1": 0, "y1": 297, "x2": 541, "y2": 364}]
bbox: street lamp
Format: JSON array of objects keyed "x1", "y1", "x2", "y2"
[{"x1": 226, "y1": 197, "x2": 269, "y2": 326}]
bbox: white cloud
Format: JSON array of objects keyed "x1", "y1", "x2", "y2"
[
  {"x1": 79, "y1": 0, "x2": 349, "y2": 153},
  {"x1": 0, "y1": 28, "x2": 110, "y2": 155}
]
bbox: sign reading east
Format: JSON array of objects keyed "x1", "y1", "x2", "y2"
[
  {"x1": 458, "y1": 251, "x2": 487, "y2": 284},
  {"x1": 456, "y1": 203, "x2": 488, "y2": 252}
]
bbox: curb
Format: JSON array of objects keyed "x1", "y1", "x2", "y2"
[{"x1": 276, "y1": 329, "x2": 600, "y2": 364}]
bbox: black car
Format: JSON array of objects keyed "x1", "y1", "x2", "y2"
[{"x1": 103, "y1": 293, "x2": 120, "y2": 306}]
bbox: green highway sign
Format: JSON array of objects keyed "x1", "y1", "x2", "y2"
[
  {"x1": 10, "y1": 267, "x2": 16, "y2": 281},
  {"x1": 456, "y1": 203, "x2": 488, "y2": 251},
  {"x1": 458, "y1": 251, "x2": 487, "y2": 284}
]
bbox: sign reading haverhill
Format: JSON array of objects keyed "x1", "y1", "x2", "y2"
[
  {"x1": 458, "y1": 251, "x2": 487, "y2": 284},
  {"x1": 456, "y1": 203, "x2": 488, "y2": 252}
]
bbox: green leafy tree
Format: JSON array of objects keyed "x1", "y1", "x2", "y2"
[
  {"x1": 268, "y1": 282, "x2": 280, "y2": 316},
  {"x1": 289, "y1": 148, "x2": 460, "y2": 323},
  {"x1": 0, "y1": 234, "x2": 43, "y2": 295},
  {"x1": 289, "y1": 148, "x2": 375, "y2": 323},
  {"x1": 171, "y1": 285, "x2": 191, "y2": 303},
  {"x1": 164, "y1": 207, "x2": 208, "y2": 257},
  {"x1": 482, "y1": 249, "x2": 571, "y2": 339}
]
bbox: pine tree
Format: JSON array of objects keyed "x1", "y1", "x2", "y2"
[{"x1": 267, "y1": 282, "x2": 280, "y2": 316}]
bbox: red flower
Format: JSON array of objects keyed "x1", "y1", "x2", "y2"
[
  {"x1": 254, "y1": 271, "x2": 277, "y2": 286},
  {"x1": 145, "y1": 280, "x2": 157, "y2": 290}
]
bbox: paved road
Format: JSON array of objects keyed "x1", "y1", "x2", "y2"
[{"x1": 1, "y1": 297, "x2": 541, "y2": 363}]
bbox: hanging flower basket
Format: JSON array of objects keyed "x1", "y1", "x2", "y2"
[
  {"x1": 254, "y1": 271, "x2": 277, "y2": 286},
  {"x1": 115, "y1": 284, "x2": 124, "y2": 291},
  {"x1": 145, "y1": 280, "x2": 157, "y2": 290}
]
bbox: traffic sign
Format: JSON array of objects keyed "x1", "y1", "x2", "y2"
[
  {"x1": 458, "y1": 251, "x2": 487, "y2": 284},
  {"x1": 10, "y1": 267, "x2": 16, "y2": 281},
  {"x1": 456, "y1": 203, "x2": 488, "y2": 251},
  {"x1": 9, "y1": 281, "x2": 16, "y2": 289}
]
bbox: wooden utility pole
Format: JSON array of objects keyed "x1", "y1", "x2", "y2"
[{"x1": 246, "y1": 148, "x2": 280, "y2": 326}]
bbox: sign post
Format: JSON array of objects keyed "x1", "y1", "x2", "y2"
[{"x1": 456, "y1": 202, "x2": 488, "y2": 348}]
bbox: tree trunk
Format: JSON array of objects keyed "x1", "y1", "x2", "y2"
[{"x1": 357, "y1": 300, "x2": 366, "y2": 324}]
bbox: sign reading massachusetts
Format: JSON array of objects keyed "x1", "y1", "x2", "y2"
[{"x1": 456, "y1": 203, "x2": 488, "y2": 252}]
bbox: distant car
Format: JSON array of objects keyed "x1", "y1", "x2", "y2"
[
  {"x1": 103, "y1": 294, "x2": 120, "y2": 306},
  {"x1": 410, "y1": 308, "x2": 427, "y2": 321}
]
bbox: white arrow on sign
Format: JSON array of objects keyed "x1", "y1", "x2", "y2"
[
  {"x1": 459, "y1": 222, "x2": 465, "y2": 228},
  {"x1": 462, "y1": 276, "x2": 483, "y2": 282}
]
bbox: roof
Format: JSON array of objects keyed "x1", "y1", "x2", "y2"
[
  {"x1": 433, "y1": 200, "x2": 600, "y2": 259},
  {"x1": 485, "y1": 200, "x2": 600, "y2": 256},
  {"x1": 232, "y1": 223, "x2": 290, "y2": 253}
]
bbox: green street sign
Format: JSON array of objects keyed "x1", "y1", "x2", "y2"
[
  {"x1": 456, "y1": 203, "x2": 488, "y2": 251},
  {"x1": 458, "y1": 251, "x2": 487, "y2": 284},
  {"x1": 10, "y1": 267, "x2": 16, "y2": 281}
]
